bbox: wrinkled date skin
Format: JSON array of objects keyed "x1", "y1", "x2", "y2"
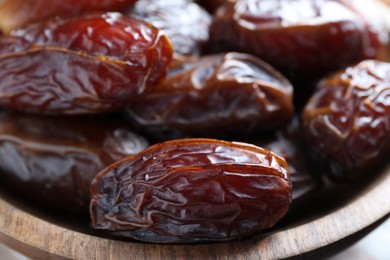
[
  {"x1": 90, "y1": 138, "x2": 292, "y2": 243},
  {"x1": 0, "y1": 12, "x2": 173, "y2": 115},
  {"x1": 302, "y1": 60, "x2": 390, "y2": 181},
  {"x1": 126, "y1": 52, "x2": 293, "y2": 140},
  {"x1": 0, "y1": 0, "x2": 137, "y2": 32},
  {"x1": 208, "y1": 0, "x2": 370, "y2": 80},
  {"x1": 246, "y1": 117, "x2": 322, "y2": 203},
  {"x1": 126, "y1": 0, "x2": 211, "y2": 57},
  {"x1": 0, "y1": 112, "x2": 149, "y2": 213}
]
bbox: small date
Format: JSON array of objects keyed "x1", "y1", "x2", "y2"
[
  {"x1": 126, "y1": 52, "x2": 293, "y2": 139},
  {"x1": 0, "y1": 12, "x2": 173, "y2": 114},
  {"x1": 302, "y1": 60, "x2": 390, "y2": 181},
  {"x1": 90, "y1": 138, "x2": 292, "y2": 243}
]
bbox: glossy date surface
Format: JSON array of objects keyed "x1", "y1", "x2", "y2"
[
  {"x1": 248, "y1": 118, "x2": 322, "y2": 203},
  {"x1": 0, "y1": 12, "x2": 173, "y2": 114},
  {"x1": 302, "y1": 60, "x2": 390, "y2": 180},
  {"x1": 0, "y1": 0, "x2": 136, "y2": 32},
  {"x1": 90, "y1": 138, "x2": 292, "y2": 243},
  {"x1": 339, "y1": 0, "x2": 390, "y2": 60},
  {"x1": 0, "y1": 112, "x2": 149, "y2": 213},
  {"x1": 208, "y1": 0, "x2": 370, "y2": 80},
  {"x1": 126, "y1": 52, "x2": 293, "y2": 139},
  {"x1": 126, "y1": 0, "x2": 211, "y2": 57}
]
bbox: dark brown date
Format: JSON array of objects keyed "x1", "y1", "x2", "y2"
[
  {"x1": 339, "y1": 0, "x2": 390, "y2": 60},
  {"x1": 126, "y1": 52, "x2": 293, "y2": 139},
  {"x1": 247, "y1": 117, "x2": 322, "y2": 203},
  {"x1": 90, "y1": 138, "x2": 292, "y2": 243},
  {"x1": 0, "y1": 12, "x2": 173, "y2": 115},
  {"x1": 208, "y1": 0, "x2": 371, "y2": 80},
  {"x1": 125, "y1": 0, "x2": 211, "y2": 57},
  {"x1": 0, "y1": 112, "x2": 149, "y2": 213},
  {"x1": 302, "y1": 60, "x2": 390, "y2": 181},
  {"x1": 0, "y1": 0, "x2": 136, "y2": 32}
]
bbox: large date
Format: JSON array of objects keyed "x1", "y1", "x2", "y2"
[
  {"x1": 126, "y1": 52, "x2": 293, "y2": 139},
  {"x1": 0, "y1": 0, "x2": 136, "y2": 32},
  {"x1": 0, "y1": 112, "x2": 149, "y2": 213},
  {"x1": 208, "y1": 0, "x2": 375, "y2": 80},
  {"x1": 0, "y1": 12, "x2": 173, "y2": 115},
  {"x1": 90, "y1": 138, "x2": 292, "y2": 243}
]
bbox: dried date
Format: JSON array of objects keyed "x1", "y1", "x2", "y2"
[
  {"x1": 125, "y1": 0, "x2": 211, "y2": 57},
  {"x1": 0, "y1": 0, "x2": 136, "y2": 32},
  {"x1": 90, "y1": 138, "x2": 292, "y2": 243},
  {"x1": 302, "y1": 60, "x2": 390, "y2": 181},
  {"x1": 0, "y1": 12, "x2": 173, "y2": 115},
  {"x1": 0, "y1": 112, "x2": 149, "y2": 213},
  {"x1": 126, "y1": 52, "x2": 293, "y2": 139},
  {"x1": 247, "y1": 117, "x2": 322, "y2": 203},
  {"x1": 208, "y1": 0, "x2": 372, "y2": 80},
  {"x1": 339, "y1": 0, "x2": 390, "y2": 60}
]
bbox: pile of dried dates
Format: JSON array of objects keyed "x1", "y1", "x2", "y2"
[{"x1": 0, "y1": 0, "x2": 389, "y2": 244}]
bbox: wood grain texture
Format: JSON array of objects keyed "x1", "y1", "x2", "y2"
[{"x1": 0, "y1": 165, "x2": 389, "y2": 260}]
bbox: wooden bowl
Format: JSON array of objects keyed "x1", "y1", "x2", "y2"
[
  {"x1": 1, "y1": 0, "x2": 390, "y2": 259},
  {"x1": 0, "y1": 89, "x2": 389, "y2": 252},
  {"x1": 0, "y1": 163, "x2": 389, "y2": 259}
]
